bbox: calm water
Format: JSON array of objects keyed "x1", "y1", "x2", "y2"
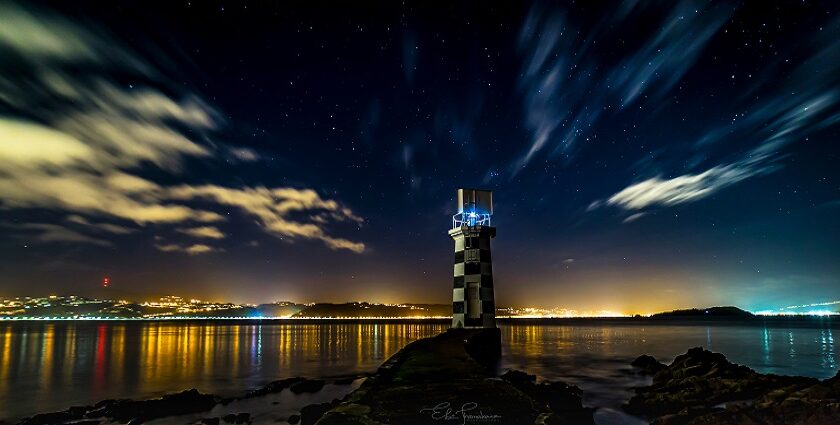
[{"x1": 0, "y1": 320, "x2": 837, "y2": 422}]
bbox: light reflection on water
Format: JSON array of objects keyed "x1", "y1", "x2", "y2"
[
  {"x1": 0, "y1": 322, "x2": 447, "y2": 420},
  {"x1": 0, "y1": 321, "x2": 837, "y2": 422}
]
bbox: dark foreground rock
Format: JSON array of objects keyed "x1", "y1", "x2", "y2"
[
  {"x1": 15, "y1": 375, "x2": 357, "y2": 425},
  {"x1": 18, "y1": 389, "x2": 220, "y2": 425},
  {"x1": 626, "y1": 347, "x2": 840, "y2": 424},
  {"x1": 290, "y1": 379, "x2": 327, "y2": 394},
  {"x1": 241, "y1": 376, "x2": 306, "y2": 399},
  {"x1": 631, "y1": 354, "x2": 666, "y2": 375},
  {"x1": 315, "y1": 328, "x2": 594, "y2": 425}
]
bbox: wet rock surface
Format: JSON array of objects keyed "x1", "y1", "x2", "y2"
[
  {"x1": 241, "y1": 376, "x2": 306, "y2": 399},
  {"x1": 316, "y1": 328, "x2": 594, "y2": 425},
  {"x1": 289, "y1": 379, "x2": 327, "y2": 394},
  {"x1": 630, "y1": 354, "x2": 667, "y2": 375},
  {"x1": 19, "y1": 389, "x2": 220, "y2": 425},
  {"x1": 626, "y1": 347, "x2": 839, "y2": 424},
  {"x1": 14, "y1": 376, "x2": 356, "y2": 425}
]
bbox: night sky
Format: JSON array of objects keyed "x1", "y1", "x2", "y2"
[{"x1": 0, "y1": 0, "x2": 838, "y2": 314}]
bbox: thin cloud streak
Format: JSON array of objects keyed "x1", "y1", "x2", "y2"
[
  {"x1": 155, "y1": 243, "x2": 218, "y2": 256},
  {"x1": 177, "y1": 226, "x2": 226, "y2": 240},
  {"x1": 603, "y1": 165, "x2": 754, "y2": 210},
  {"x1": 16, "y1": 223, "x2": 114, "y2": 247}
]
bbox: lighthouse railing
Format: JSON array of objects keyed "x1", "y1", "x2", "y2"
[{"x1": 452, "y1": 212, "x2": 491, "y2": 229}]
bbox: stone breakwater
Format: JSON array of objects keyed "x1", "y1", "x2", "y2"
[{"x1": 316, "y1": 327, "x2": 594, "y2": 425}]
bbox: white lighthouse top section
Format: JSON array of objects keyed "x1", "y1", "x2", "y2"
[
  {"x1": 453, "y1": 188, "x2": 493, "y2": 228},
  {"x1": 457, "y1": 188, "x2": 493, "y2": 214}
]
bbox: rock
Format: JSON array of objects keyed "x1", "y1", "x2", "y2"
[
  {"x1": 66, "y1": 405, "x2": 90, "y2": 417},
  {"x1": 624, "y1": 347, "x2": 822, "y2": 424},
  {"x1": 243, "y1": 377, "x2": 306, "y2": 398},
  {"x1": 18, "y1": 412, "x2": 76, "y2": 425},
  {"x1": 501, "y1": 369, "x2": 592, "y2": 424},
  {"x1": 463, "y1": 326, "x2": 502, "y2": 368},
  {"x1": 289, "y1": 379, "x2": 326, "y2": 394},
  {"x1": 234, "y1": 412, "x2": 250, "y2": 424},
  {"x1": 71, "y1": 389, "x2": 218, "y2": 423},
  {"x1": 222, "y1": 413, "x2": 237, "y2": 423},
  {"x1": 201, "y1": 418, "x2": 220, "y2": 425},
  {"x1": 17, "y1": 403, "x2": 98, "y2": 425},
  {"x1": 287, "y1": 414, "x2": 301, "y2": 424},
  {"x1": 93, "y1": 399, "x2": 116, "y2": 408},
  {"x1": 316, "y1": 329, "x2": 593, "y2": 425},
  {"x1": 300, "y1": 401, "x2": 335, "y2": 425},
  {"x1": 500, "y1": 369, "x2": 536, "y2": 386},
  {"x1": 631, "y1": 354, "x2": 666, "y2": 375},
  {"x1": 92, "y1": 388, "x2": 219, "y2": 422}
]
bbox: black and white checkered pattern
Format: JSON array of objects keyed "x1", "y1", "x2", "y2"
[{"x1": 450, "y1": 225, "x2": 496, "y2": 328}]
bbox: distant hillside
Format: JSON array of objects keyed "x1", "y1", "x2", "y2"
[
  {"x1": 255, "y1": 302, "x2": 307, "y2": 318},
  {"x1": 293, "y1": 302, "x2": 450, "y2": 318},
  {"x1": 651, "y1": 306, "x2": 753, "y2": 318}
]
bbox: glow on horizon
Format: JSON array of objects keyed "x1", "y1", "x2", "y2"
[{"x1": 754, "y1": 310, "x2": 839, "y2": 317}]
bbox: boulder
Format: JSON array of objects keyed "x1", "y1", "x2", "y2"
[
  {"x1": 18, "y1": 412, "x2": 76, "y2": 425},
  {"x1": 500, "y1": 369, "x2": 593, "y2": 424},
  {"x1": 90, "y1": 389, "x2": 219, "y2": 422},
  {"x1": 624, "y1": 347, "x2": 823, "y2": 424},
  {"x1": 300, "y1": 401, "x2": 336, "y2": 425},
  {"x1": 631, "y1": 354, "x2": 666, "y2": 375},
  {"x1": 290, "y1": 379, "x2": 326, "y2": 394},
  {"x1": 243, "y1": 377, "x2": 306, "y2": 398}
]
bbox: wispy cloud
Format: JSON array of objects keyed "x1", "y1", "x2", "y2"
[
  {"x1": 602, "y1": 165, "x2": 754, "y2": 210},
  {"x1": 167, "y1": 185, "x2": 366, "y2": 253},
  {"x1": 622, "y1": 212, "x2": 647, "y2": 223},
  {"x1": 0, "y1": 2, "x2": 366, "y2": 253},
  {"x1": 66, "y1": 215, "x2": 136, "y2": 234},
  {"x1": 16, "y1": 223, "x2": 113, "y2": 247},
  {"x1": 513, "y1": 0, "x2": 733, "y2": 173},
  {"x1": 177, "y1": 226, "x2": 226, "y2": 239},
  {"x1": 155, "y1": 243, "x2": 218, "y2": 256},
  {"x1": 227, "y1": 147, "x2": 261, "y2": 162}
]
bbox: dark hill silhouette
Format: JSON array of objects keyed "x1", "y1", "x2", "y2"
[{"x1": 651, "y1": 306, "x2": 753, "y2": 318}]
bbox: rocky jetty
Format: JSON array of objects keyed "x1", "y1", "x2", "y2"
[
  {"x1": 627, "y1": 347, "x2": 840, "y2": 424},
  {"x1": 315, "y1": 328, "x2": 594, "y2": 425}
]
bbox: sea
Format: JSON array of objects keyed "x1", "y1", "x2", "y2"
[{"x1": 0, "y1": 319, "x2": 836, "y2": 424}]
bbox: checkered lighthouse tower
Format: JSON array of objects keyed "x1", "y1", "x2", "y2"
[{"x1": 450, "y1": 188, "x2": 496, "y2": 329}]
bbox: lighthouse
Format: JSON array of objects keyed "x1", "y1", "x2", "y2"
[{"x1": 450, "y1": 188, "x2": 496, "y2": 328}]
